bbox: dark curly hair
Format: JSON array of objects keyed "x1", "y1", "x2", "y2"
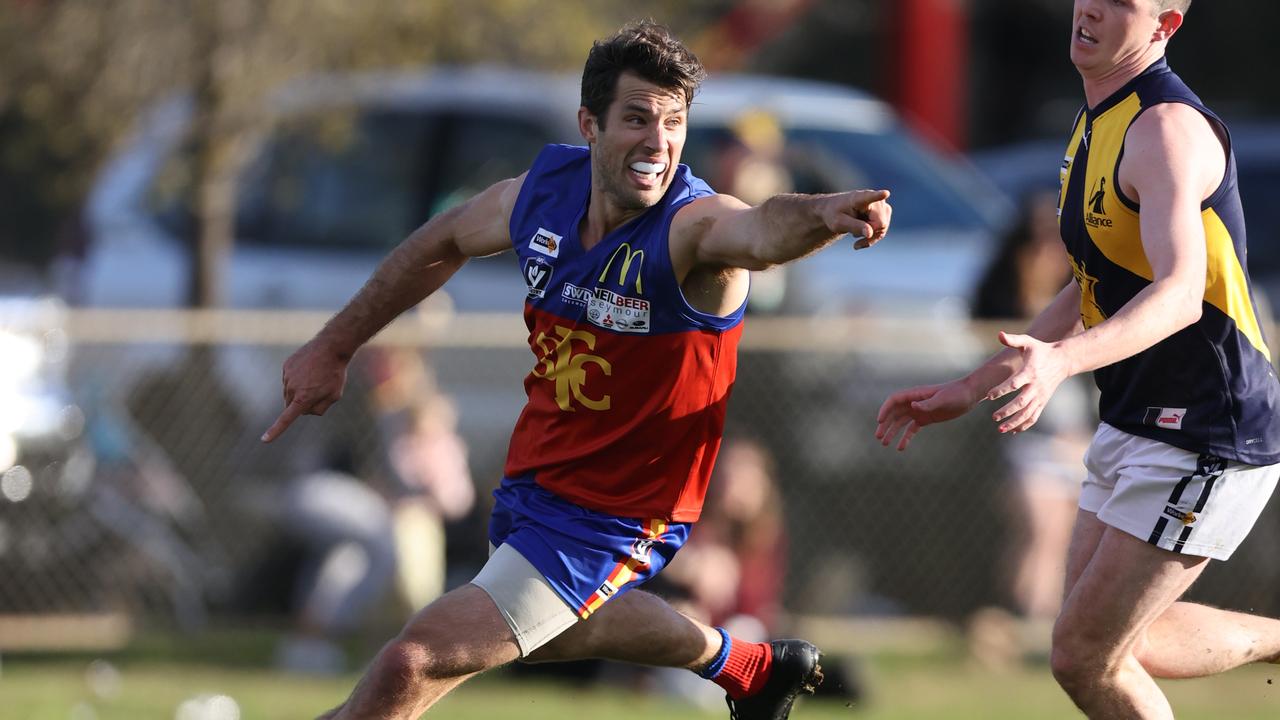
[{"x1": 580, "y1": 20, "x2": 706, "y2": 130}]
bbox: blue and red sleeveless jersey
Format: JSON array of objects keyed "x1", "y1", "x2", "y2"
[{"x1": 503, "y1": 144, "x2": 745, "y2": 522}]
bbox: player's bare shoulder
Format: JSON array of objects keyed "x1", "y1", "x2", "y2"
[
  {"x1": 1121, "y1": 103, "x2": 1225, "y2": 202},
  {"x1": 450, "y1": 172, "x2": 529, "y2": 258},
  {"x1": 668, "y1": 193, "x2": 753, "y2": 270}
]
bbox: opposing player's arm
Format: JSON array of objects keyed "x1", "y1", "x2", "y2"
[
  {"x1": 876, "y1": 281, "x2": 1082, "y2": 451},
  {"x1": 261, "y1": 173, "x2": 524, "y2": 442},
  {"x1": 980, "y1": 104, "x2": 1221, "y2": 434},
  {"x1": 669, "y1": 190, "x2": 892, "y2": 277},
  {"x1": 1047, "y1": 103, "x2": 1217, "y2": 377}
]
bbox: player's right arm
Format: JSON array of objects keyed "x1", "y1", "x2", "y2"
[
  {"x1": 875, "y1": 280, "x2": 1083, "y2": 451},
  {"x1": 261, "y1": 174, "x2": 525, "y2": 443}
]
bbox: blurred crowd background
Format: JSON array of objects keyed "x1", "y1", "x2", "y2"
[{"x1": 2, "y1": 0, "x2": 1280, "y2": 711}]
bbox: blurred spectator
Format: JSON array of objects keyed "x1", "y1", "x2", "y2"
[
  {"x1": 708, "y1": 110, "x2": 793, "y2": 313},
  {"x1": 275, "y1": 444, "x2": 397, "y2": 675},
  {"x1": 646, "y1": 437, "x2": 788, "y2": 706},
  {"x1": 386, "y1": 394, "x2": 475, "y2": 608},
  {"x1": 275, "y1": 348, "x2": 475, "y2": 673},
  {"x1": 967, "y1": 190, "x2": 1095, "y2": 667},
  {"x1": 366, "y1": 347, "x2": 476, "y2": 607}
]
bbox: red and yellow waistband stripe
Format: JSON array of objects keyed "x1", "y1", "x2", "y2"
[{"x1": 576, "y1": 519, "x2": 668, "y2": 619}]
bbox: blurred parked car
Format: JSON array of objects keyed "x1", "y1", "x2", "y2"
[
  {"x1": 83, "y1": 67, "x2": 1008, "y2": 318},
  {"x1": 79, "y1": 66, "x2": 1012, "y2": 459},
  {"x1": 0, "y1": 279, "x2": 82, "y2": 486}
]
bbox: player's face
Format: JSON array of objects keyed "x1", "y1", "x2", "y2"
[
  {"x1": 1070, "y1": 0, "x2": 1166, "y2": 75},
  {"x1": 582, "y1": 72, "x2": 688, "y2": 211}
]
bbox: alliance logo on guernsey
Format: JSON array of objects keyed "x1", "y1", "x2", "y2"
[{"x1": 1086, "y1": 177, "x2": 1114, "y2": 228}]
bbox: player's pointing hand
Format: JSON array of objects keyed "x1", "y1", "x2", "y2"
[
  {"x1": 261, "y1": 338, "x2": 350, "y2": 443},
  {"x1": 823, "y1": 189, "x2": 891, "y2": 249}
]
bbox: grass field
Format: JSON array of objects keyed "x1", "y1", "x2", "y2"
[{"x1": 3, "y1": 631, "x2": 1278, "y2": 720}]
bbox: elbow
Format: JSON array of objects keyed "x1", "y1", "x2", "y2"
[
  {"x1": 1180, "y1": 299, "x2": 1203, "y2": 328},
  {"x1": 1173, "y1": 288, "x2": 1203, "y2": 329}
]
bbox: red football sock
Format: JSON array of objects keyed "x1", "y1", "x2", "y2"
[{"x1": 713, "y1": 637, "x2": 774, "y2": 699}]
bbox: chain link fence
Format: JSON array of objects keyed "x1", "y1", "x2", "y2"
[{"x1": 4, "y1": 309, "x2": 1280, "y2": 647}]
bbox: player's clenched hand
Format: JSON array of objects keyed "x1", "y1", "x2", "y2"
[
  {"x1": 260, "y1": 339, "x2": 350, "y2": 443},
  {"x1": 875, "y1": 378, "x2": 982, "y2": 451},
  {"x1": 985, "y1": 331, "x2": 1070, "y2": 435},
  {"x1": 821, "y1": 189, "x2": 892, "y2": 249}
]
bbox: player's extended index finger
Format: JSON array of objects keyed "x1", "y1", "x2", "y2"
[
  {"x1": 261, "y1": 401, "x2": 307, "y2": 443},
  {"x1": 851, "y1": 188, "x2": 891, "y2": 208}
]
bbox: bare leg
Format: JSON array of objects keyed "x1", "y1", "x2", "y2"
[
  {"x1": 1052, "y1": 511, "x2": 1207, "y2": 719},
  {"x1": 318, "y1": 583, "x2": 520, "y2": 719},
  {"x1": 1135, "y1": 602, "x2": 1280, "y2": 678},
  {"x1": 1061, "y1": 510, "x2": 1280, "y2": 683},
  {"x1": 523, "y1": 590, "x2": 721, "y2": 670}
]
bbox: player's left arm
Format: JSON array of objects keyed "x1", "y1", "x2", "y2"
[
  {"x1": 668, "y1": 189, "x2": 892, "y2": 280},
  {"x1": 986, "y1": 103, "x2": 1222, "y2": 433}
]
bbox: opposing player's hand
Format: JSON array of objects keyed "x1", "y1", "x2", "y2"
[
  {"x1": 822, "y1": 189, "x2": 892, "y2": 249},
  {"x1": 984, "y1": 331, "x2": 1070, "y2": 434},
  {"x1": 875, "y1": 378, "x2": 981, "y2": 451},
  {"x1": 261, "y1": 339, "x2": 350, "y2": 443}
]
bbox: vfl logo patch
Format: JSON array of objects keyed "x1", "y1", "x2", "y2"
[
  {"x1": 524, "y1": 257, "x2": 553, "y2": 298},
  {"x1": 629, "y1": 538, "x2": 656, "y2": 566},
  {"x1": 529, "y1": 227, "x2": 562, "y2": 258},
  {"x1": 1144, "y1": 407, "x2": 1186, "y2": 430},
  {"x1": 586, "y1": 287, "x2": 650, "y2": 334}
]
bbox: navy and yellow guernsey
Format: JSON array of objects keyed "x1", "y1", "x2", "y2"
[{"x1": 1058, "y1": 57, "x2": 1280, "y2": 466}]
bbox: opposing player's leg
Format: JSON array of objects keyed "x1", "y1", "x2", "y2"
[
  {"x1": 1053, "y1": 428, "x2": 1280, "y2": 717},
  {"x1": 1052, "y1": 518, "x2": 1206, "y2": 719},
  {"x1": 1135, "y1": 601, "x2": 1280, "y2": 677},
  {"x1": 1126, "y1": 457, "x2": 1280, "y2": 677},
  {"x1": 318, "y1": 583, "x2": 520, "y2": 719}
]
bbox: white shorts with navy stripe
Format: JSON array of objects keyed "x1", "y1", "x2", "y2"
[{"x1": 1080, "y1": 423, "x2": 1280, "y2": 560}]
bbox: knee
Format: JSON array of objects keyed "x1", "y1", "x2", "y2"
[
  {"x1": 1050, "y1": 626, "x2": 1113, "y2": 695},
  {"x1": 375, "y1": 639, "x2": 434, "y2": 691},
  {"x1": 376, "y1": 637, "x2": 477, "y2": 684}
]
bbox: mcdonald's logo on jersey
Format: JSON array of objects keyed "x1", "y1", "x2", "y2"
[{"x1": 599, "y1": 243, "x2": 645, "y2": 294}]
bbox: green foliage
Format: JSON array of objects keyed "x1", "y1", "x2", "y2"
[{"x1": 0, "y1": 0, "x2": 698, "y2": 270}]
